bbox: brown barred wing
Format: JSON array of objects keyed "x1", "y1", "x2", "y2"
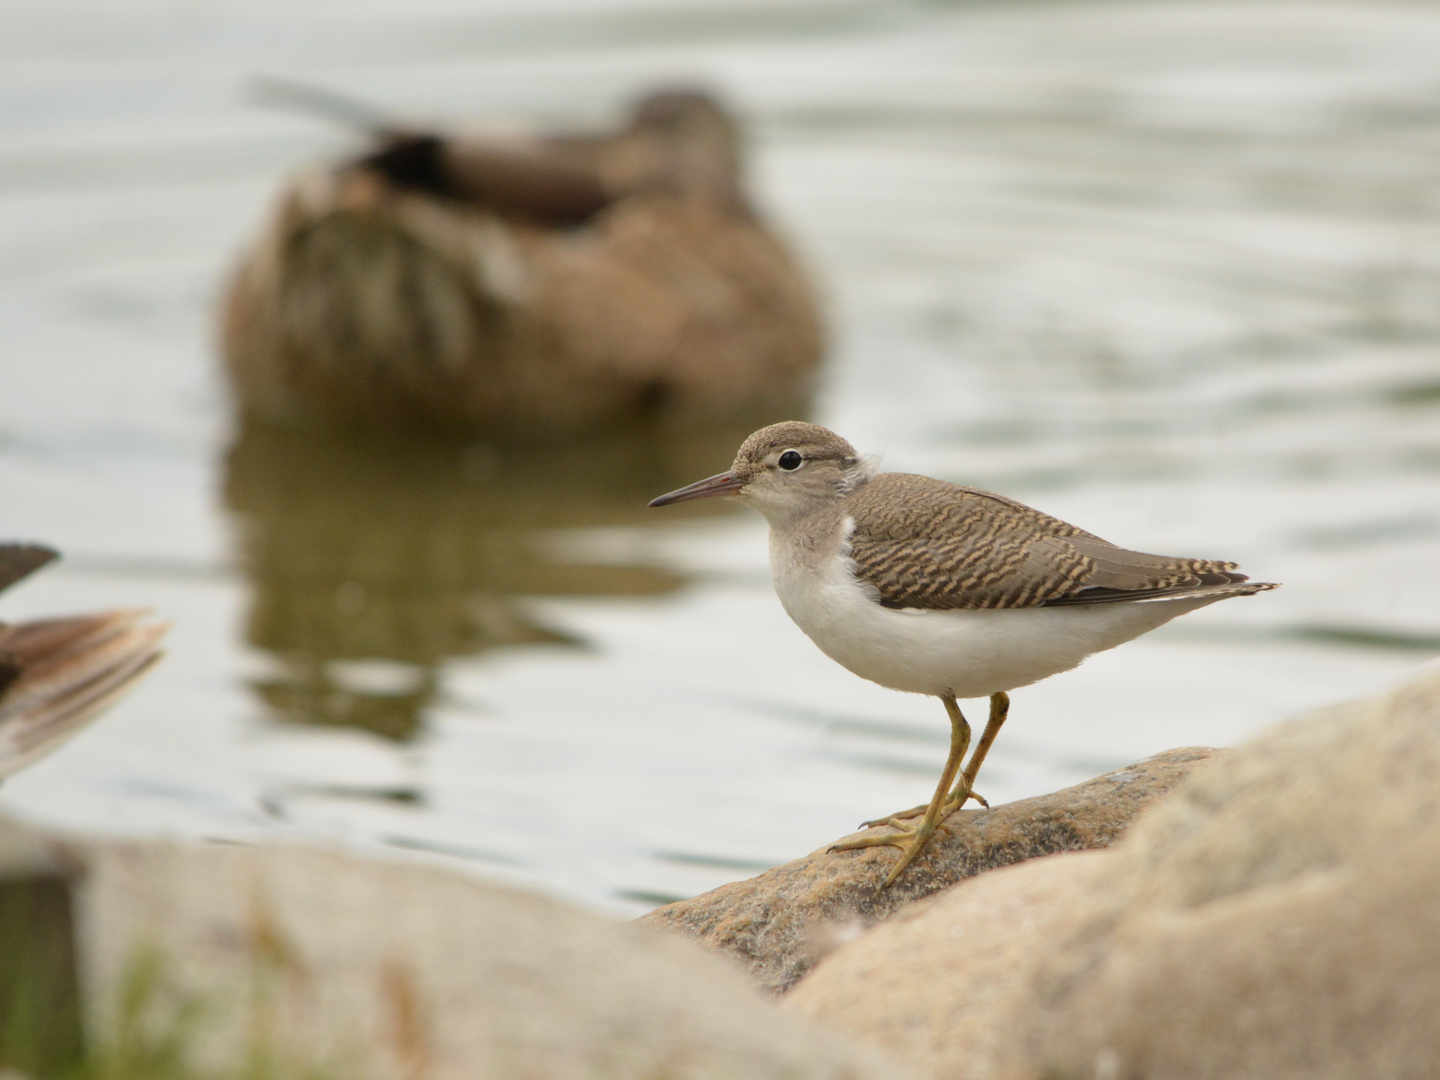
[{"x1": 844, "y1": 474, "x2": 1245, "y2": 610}]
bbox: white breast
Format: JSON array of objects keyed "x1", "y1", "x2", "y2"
[{"x1": 769, "y1": 520, "x2": 1221, "y2": 699}]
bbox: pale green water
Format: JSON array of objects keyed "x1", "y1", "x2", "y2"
[{"x1": 2, "y1": 0, "x2": 1439, "y2": 911}]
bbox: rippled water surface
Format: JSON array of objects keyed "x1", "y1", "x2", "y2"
[{"x1": 4, "y1": 0, "x2": 1440, "y2": 911}]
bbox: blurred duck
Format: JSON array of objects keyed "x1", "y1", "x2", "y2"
[
  {"x1": 0, "y1": 545, "x2": 166, "y2": 781},
  {"x1": 222, "y1": 86, "x2": 823, "y2": 437}
]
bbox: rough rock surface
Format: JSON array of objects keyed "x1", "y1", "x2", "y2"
[
  {"x1": 785, "y1": 850, "x2": 1107, "y2": 1079},
  {"x1": 640, "y1": 746, "x2": 1221, "y2": 993},
  {"x1": 785, "y1": 664, "x2": 1440, "y2": 1080},
  {"x1": 1004, "y1": 664, "x2": 1440, "y2": 1080},
  {"x1": 67, "y1": 834, "x2": 916, "y2": 1080}
]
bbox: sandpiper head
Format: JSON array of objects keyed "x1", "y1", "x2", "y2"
[{"x1": 648, "y1": 421, "x2": 868, "y2": 524}]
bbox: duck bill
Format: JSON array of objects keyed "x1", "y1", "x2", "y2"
[{"x1": 648, "y1": 470, "x2": 744, "y2": 507}]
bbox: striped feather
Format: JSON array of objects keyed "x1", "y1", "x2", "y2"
[
  {"x1": 0, "y1": 545, "x2": 167, "y2": 780},
  {"x1": 845, "y1": 473, "x2": 1274, "y2": 610}
]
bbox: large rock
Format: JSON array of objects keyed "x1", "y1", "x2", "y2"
[
  {"x1": 1004, "y1": 665, "x2": 1440, "y2": 1080},
  {"x1": 785, "y1": 849, "x2": 1107, "y2": 1079},
  {"x1": 784, "y1": 665, "x2": 1440, "y2": 1080},
  {"x1": 641, "y1": 747, "x2": 1220, "y2": 993},
  {"x1": 63, "y1": 831, "x2": 915, "y2": 1080}
]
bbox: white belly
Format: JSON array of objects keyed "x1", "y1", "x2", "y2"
[{"x1": 771, "y1": 542, "x2": 1220, "y2": 699}]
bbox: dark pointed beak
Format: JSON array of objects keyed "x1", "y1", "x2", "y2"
[{"x1": 648, "y1": 470, "x2": 744, "y2": 507}]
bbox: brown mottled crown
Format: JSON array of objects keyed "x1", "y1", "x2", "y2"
[{"x1": 732, "y1": 422, "x2": 859, "y2": 481}]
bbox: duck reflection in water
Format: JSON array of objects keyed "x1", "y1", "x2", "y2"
[{"x1": 222, "y1": 418, "x2": 772, "y2": 740}]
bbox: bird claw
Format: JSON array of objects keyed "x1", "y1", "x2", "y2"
[
  {"x1": 946, "y1": 784, "x2": 989, "y2": 811},
  {"x1": 831, "y1": 819, "x2": 940, "y2": 887},
  {"x1": 831, "y1": 822, "x2": 919, "y2": 851},
  {"x1": 859, "y1": 804, "x2": 927, "y2": 828},
  {"x1": 860, "y1": 782, "x2": 987, "y2": 829}
]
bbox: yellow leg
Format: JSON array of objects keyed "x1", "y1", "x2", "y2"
[
  {"x1": 831, "y1": 693, "x2": 972, "y2": 887},
  {"x1": 944, "y1": 690, "x2": 1009, "y2": 811},
  {"x1": 861, "y1": 691, "x2": 1010, "y2": 825}
]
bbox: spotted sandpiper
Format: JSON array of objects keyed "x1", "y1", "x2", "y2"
[{"x1": 649, "y1": 421, "x2": 1278, "y2": 886}]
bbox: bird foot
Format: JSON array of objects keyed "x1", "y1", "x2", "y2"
[
  {"x1": 833, "y1": 822, "x2": 921, "y2": 849},
  {"x1": 834, "y1": 787, "x2": 982, "y2": 887},
  {"x1": 831, "y1": 818, "x2": 940, "y2": 887},
  {"x1": 859, "y1": 804, "x2": 927, "y2": 828},
  {"x1": 858, "y1": 783, "x2": 988, "y2": 828},
  {"x1": 950, "y1": 785, "x2": 990, "y2": 811}
]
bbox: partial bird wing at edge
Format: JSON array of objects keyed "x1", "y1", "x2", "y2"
[
  {"x1": 0, "y1": 610, "x2": 167, "y2": 780},
  {"x1": 0, "y1": 544, "x2": 58, "y2": 594},
  {"x1": 845, "y1": 473, "x2": 1268, "y2": 610}
]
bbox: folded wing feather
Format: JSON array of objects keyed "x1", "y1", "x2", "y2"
[
  {"x1": 846, "y1": 474, "x2": 1271, "y2": 610},
  {"x1": 0, "y1": 545, "x2": 167, "y2": 780}
]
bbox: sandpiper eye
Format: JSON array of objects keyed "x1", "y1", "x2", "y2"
[{"x1": 777, "y1": 450, "x2": 803, "y2": 471}]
